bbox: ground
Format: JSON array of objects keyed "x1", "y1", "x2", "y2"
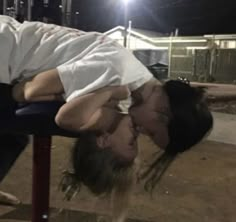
[
  {"x1": 210, "y1": 100, "x2": 236, "y2": 114},
  {"x1": 0, "y1": 89, "x2": 236, "y2": 222},
  {"x1": 0, "y1": 136, "x2": 236, "y2": 222}
]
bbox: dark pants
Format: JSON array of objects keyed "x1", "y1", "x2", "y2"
[
  {"x1": 0, "y1": 83, "x2": 29, "y2": 182},
  {"x1": 0, "y1": 133, "x2": 29, "y2": 182}
]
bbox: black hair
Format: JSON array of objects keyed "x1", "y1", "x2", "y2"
[
  {"x1": 61, "y1": 133, "x2": 134, "y2": 198},
  {"x1": 141, "y1": 79, "x2": 213, "y2": 192}
]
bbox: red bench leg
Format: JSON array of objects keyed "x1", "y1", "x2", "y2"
[{"x1": 32, "y1": 136, "x2": 52, "y2": 222}]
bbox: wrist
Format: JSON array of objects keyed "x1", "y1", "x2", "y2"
[{"x1": 111, "y1": 85, "x2": 130, "y2": 100}]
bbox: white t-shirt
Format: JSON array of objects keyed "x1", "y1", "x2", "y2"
[{"x1": 0, "y1": 15, "x2": 153, "y2": 103}]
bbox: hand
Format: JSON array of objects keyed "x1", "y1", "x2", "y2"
[{"x1": 111, "y1": 85, "x2": 130, "y2": 100}]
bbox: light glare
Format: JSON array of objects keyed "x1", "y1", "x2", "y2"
[{"x1": 122, "y1": 0, "x2": 131, "y2": 5}]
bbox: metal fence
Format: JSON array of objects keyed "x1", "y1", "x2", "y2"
[{"x1": 130, "y1": 35, "x2": 236, "y2": 83}]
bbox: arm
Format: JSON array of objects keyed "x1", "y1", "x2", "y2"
[
  {"x1": 12, "y1": 69, "x2": 64, "y2": 102},
  {"x1": 55, "y1": 86, "x2": 130, "y2": 132},
  {"x1": 78, "y1": 107, "x2": 114, "y2": 131}
]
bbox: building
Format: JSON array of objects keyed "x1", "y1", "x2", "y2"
[
  {"x1": 104, "y1": 25, "x2": 165, "y2": 50},
  {"x1": 105, "y1": 26, "x2": 236, "y2": 82}
]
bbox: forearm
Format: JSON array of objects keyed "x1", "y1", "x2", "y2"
[
  {"x1": 14, "y1": 87, "x2": 63, "y2": 102},
  {"x1": 79, "y1": 107, "x2": 117, "y2": 131},
  {"x1": 12, "y1": 69, "x2": 64, "y2": 102},
  {"x1": 12, "y1": 79, "x2": 31, "y2": 102},
  {"x1": 55, "y1": 89, "x2": 114, "y2": 131}
]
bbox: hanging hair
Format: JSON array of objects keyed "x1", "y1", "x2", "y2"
[
  {"x1": 60, "y1": 133, "x2": 134, "y2": 199},
  {"x1": 141, "y1": 79, "x2": 213, "y2": 192}
]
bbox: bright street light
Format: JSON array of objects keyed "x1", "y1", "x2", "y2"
[{"x1": 122, "y1": 0, "x2": 131, "y2": 5}]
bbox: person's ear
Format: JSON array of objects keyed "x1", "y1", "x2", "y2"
[{"x1": 96, "y1": 133, "x2": 111, "y2": 149}]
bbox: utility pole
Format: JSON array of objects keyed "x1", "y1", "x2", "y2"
[
  {"x1": 61, "y1": 0, "x2": 72, "y2": 26},
  {"x1": 123, "y1": 3, "x2": 128, "y2": 48},
  {"x1": 3, "y1": 0, "x2": 7, "y2": 15}
]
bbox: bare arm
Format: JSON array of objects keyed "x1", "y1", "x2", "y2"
[
  {"x1": 12, "y1": 69, "x2": 64, "y2": 102},
  {"x1": 55, "y1": 86, "x2": 130, "y2": 132},
  {"x1": 12, "y1": 68, "x2": 130, "y2": 132},
  {"x1": 78, "y1": 105, "x2": 122, "y2": 131}
]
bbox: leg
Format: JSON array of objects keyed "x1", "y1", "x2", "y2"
[
  {"x1": 0, "y1": 83, "x2": 17, "y2": 116},
  {"x1": 0, "y1": 133, "x2": 29, "y2": 182},
  {"x1": 0, "y1": 133, "x2": 29, "y2": 205},
  {"x1": 0, "y1": 190, "x2": 21, "y2": 205}
]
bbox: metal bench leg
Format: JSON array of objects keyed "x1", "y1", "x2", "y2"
[{"x1": 32, "y1": 136, "x2": 52, "y2": 222}]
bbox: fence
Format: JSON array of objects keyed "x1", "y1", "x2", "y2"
[{"x1": 112, "y1": 33, "x2": 236, "y2": 83}]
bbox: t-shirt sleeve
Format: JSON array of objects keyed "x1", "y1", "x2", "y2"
[{"x1": 57, "y1": 52, "x2": 121, "y2": 102}]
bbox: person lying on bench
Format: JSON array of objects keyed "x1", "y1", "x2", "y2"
[
  {"x1": 0, "y1": 84, "x2": 138, "y2": 222},
  {"x1": 1, "y1": 15, "x2": 212, "y2": 151},
  {"x1": 0, "y1": 16, "x2": 213, "y2": 218}
]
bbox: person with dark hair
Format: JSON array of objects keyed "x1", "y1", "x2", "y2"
[{"x1": 130, "y1": 78, "x2": 213, "y2": 191}]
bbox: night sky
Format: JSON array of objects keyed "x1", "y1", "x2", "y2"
[{"x1": 73, "y1": 0, "x2": 236, "y2": 36}]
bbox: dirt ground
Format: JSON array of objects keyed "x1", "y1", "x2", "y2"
[
  {"x1": 0, "y1": 93, "x2": 236, "y2": 222},
  {"x1": 210, "y1": 100, "x2": 236, "y2": 114},
  {"x1": 0, "y1": 132, "x2": 236, "y2": 222}
]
